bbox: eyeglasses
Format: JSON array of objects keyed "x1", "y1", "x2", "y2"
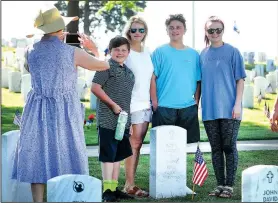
[
  {"x1": 207, "y1": 28, "x2": 223, "y2": 34},
  {"x1": 130, "y1": 28, "x2": 145, "y2": 34}
]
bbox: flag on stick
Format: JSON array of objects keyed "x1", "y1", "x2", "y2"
[
  {"x1": 192, "y1": 146, "x2": 208, "y2": 186},
  {"x1": 264, "y1": 102, "x2": 268, "y2": 115},
  {"x1": 266, "y1": 105, "x2": 270, "y2": 119},
  {"x1": 13, "y1": 109, "x2": 22, "y2": 127},
  {"x1": 233, "y1": 21, "x2": 240, "y2": 34}
]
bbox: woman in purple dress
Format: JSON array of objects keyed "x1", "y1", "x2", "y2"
[{"x1": 11, "y1": 5, "x2": 109, "y2": 202}]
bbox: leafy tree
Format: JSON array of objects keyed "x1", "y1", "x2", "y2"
[{"x1": 55, "y1": 1, "x2": 146, "y2": 35}]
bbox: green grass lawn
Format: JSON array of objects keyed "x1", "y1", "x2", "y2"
[
  {"x1": 87, "y1": 150, "x2": 278, "y2": 202},
  {"x1": 2, "y1": 87, "x2": 278, "y2": 145}
]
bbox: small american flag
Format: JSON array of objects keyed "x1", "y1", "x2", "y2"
[
  {"x1": 192, "y1": 146, "x2": 208, "y2": 186},
  {"x1": 233, "y1": 21, "x2": 240, "y2": 34},
  {"x1": 266, "y1": 105, "x2": 270, "y2": 119},
  {"x1": 264, "y1": 102, "x2": 268, "y2": 115},
  {"x1": 13, "y1": 109, "x2": 22, "y2": 127},
  {"x1": 265, "y1": 84, "x2": 273, "y2": 94}
]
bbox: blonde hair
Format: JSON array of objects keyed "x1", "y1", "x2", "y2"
[{"x1": 124, "y1": 16, "x2": 148, "y2": 46}]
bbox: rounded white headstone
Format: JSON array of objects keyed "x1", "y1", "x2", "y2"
[
  {"x1": 242, "y1": 165, "x2": 278, "y2": 202},
  {"x1": 266, "y1": 59, "x2": 275, "y2": 72},
  {"x1": 21, "y1": 74, "x2": 32, "y2": 103},
  {"x1": 245, "y1": 70, "x2": 251, "y2": 84},
  {"x1": 90, "y1": 93, "x2": 97, "y2": 110},
  {"x1": 266, "y1": 73, "x2": 276, "y2": 93},
  {"x1": 243, "y1": 85, "x2": 254, "y2": 108},
  {"x1": 8, "y1": 71, "x2": 21, "y2": 93},
  {"x1": 254, "y1": 76, "x2": 269, "y2": 97},
  {"x1": 2, "y1": 67, "x2": 11, "y2": 88},
  {"x1": 77, "y1": 77, "x2": 88, "y2": 100},
  {"x1": 47, "y1": 174, "x2": 102, "y2": 202},
  {"x1": 85, "y1": 70, "x2": 96, "y2": 88},
  {"x1": 149, "y1": 126, "x2": 194, "y2": 199},
  {"x1": 255, "y1": 64, "x2": 265, "y2": 77}
]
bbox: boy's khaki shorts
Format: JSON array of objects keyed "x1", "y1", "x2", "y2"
[{"x1": 131, "y1": 108, "x2": 152, "y2": 124}]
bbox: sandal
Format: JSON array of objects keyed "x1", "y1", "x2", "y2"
[
  {"x1": 219, "y1": 186, "x2": 233, "y2": 198},
  {"x1": 123, "y1": 185, "x2": 149, "y2": 198},
  {"x1": 208, "y1": 185, "x2": 224, "y2": 196}
]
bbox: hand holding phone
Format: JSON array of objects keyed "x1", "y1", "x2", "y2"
[{"x1": 64, "y1": 33, "x2": 81, "y2": 48}]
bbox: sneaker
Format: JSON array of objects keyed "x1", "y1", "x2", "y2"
[
  {"x1": 102, "y1": 189, "x2": 117, "y2": 202},
  {"x1": 114, "y1": 187, "x2": 134, "y2": 200}
]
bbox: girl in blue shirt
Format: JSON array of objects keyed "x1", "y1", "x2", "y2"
[{"x1": 200, "y1": 16, "x2": 246, "y2": 198}]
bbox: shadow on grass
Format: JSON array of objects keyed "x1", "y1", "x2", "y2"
[{"x1": 245, "y1": 107, "x2": 260, "y2": 110}]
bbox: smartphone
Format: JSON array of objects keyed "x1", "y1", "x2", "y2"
[{"x1": 64, "y1": 33, "x2": 80, "y2": 48}]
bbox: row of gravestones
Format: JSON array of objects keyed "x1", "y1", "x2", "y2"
[
  {"x1": 2, "y1": 127, "x2": 278, "y2": 202},
  {"x1": 245, "y1": 51, "x2": 277, "y2": 69},
  {"x1": 2, "y1": 66, "x2": 98, "y2": 109},
  {"x1": 243, "y1": 70, "x2": 278, "y2": 108}
]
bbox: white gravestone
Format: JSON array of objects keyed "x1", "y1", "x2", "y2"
[
  {"x1": 47, "y1": 174, "x2": 102, "y2": 202},
  {"x1": 242, "y1": 165, "x2": 278, "y2": 202},
  {"x1": 77, "y1": 66, "x2": 86, "y2": 78},
  {"x1": 8, "y1": 71, "x2": 21, "y2": 93},
  {"x1": 243, "y1": 52, "x2": 248, "y2": 62},
  {"x1": 243, "y1": 85, "x2": 254, "y2": 108},
  {"x1": 2, "y1": 130, "x2": 33, "y2": 202},
  {"x1": 250, "y1": 69, "x2": 256, "y2": 82},
  {"x1": 85, "y1": 70, "x2": 96, "y2": 87},
  {"x1": 77, "y1": 77, "x2": 88, "y2": 100},
  {"x1": 16, "y1": 48, "x2": 25, "y2": 60},
  {"x1": 255, "y1": 64, "x2": 265, "y2": 77},
  {"x1": 16, "y1": 39, "x2": 28, "y2": 48},
  {"x1": 18, "y1": 58, "x2": 29, "y2": 75},
  {"x1": 4, "y1": 51, "x2": 16, "y2": 67},
  {"x1": 266, "y1": 59, "x2": 276, "y2": 72},
  {"x1": 254, "y1": 76, "x2": 269, "y2": 98},
  {"x1": 87, "y1": 69, "x2": 97, "y2": 110},
  {"x1": 244, "y1": 70, "x2": 251, "y2": 84},
  {"x1": 21, "y1": 74, "x2": 32, "y2": 103},
  {"x1": 90, "y1": 93, "x2": 97, "y2": 110},
  {"x1": 248, "y1": 52, "x2": 255, "y2": 65},
  {"x1": 150, "y1": 125, "x2": 194, "y2": 199},
  {"x1": 266, "y1": 72, "x2": 277, "y2": 93},
  {"x1": 275, "y1": 70, "x2": 278, "y2": 88},
  {"x1": 2, "y1": 67, "x2": 11, "y2": 88},
  {"x1": 258, "y1": 52, "x2": 267, "y2": 63}
]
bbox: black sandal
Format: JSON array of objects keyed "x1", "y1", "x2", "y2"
[
  {"x1": 219, "y1": 186, "x2": 233, "y2": 198},
  {"x1": 208, "y1": 185, "x2": 224, "y2": 196}
]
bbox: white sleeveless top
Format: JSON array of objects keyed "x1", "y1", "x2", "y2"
[{"x1": 124, "y1": 47, "x2": 154, "y2": 113}]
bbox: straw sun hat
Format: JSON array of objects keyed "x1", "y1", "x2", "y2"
[{"x1": 26, "y1": 5, "x2": 78, "y2": 38}]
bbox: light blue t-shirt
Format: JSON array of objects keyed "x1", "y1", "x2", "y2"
[
  {"x1": 200, "y1": 43, "x2": 246, "y2": 121},
  {"x1": 151, "y1": 44, "x2": 201, "y2": 109}
]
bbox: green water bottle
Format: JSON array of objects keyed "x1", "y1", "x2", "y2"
[{"x1": 115, "y1": 111, "x2": 128, "y2": 141}]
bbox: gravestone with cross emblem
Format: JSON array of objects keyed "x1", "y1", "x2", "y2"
[
  {"x1": 242, "y1": 165, "x2": 278, "y2": 202},
  {"x1": 47, "y1": 174, "x2": 101, "y2": 202},
  {"x1": 149, "y1": 125, "x2": 194, "y2": 199}
]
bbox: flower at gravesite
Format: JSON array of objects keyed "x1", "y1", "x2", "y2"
[
  {"x1": 84, "y1": 114, "x2": 95, "y2": 129},
  {"x1": 88, "y1": 114, "x2": 95, "y2": 121}
]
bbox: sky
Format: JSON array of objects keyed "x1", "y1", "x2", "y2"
[{"x1": 2, "y1": 1, "x2": 278, "y2": 58}]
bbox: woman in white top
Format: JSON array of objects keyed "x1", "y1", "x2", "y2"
[{"x1": 123, "y1": 16, "x2": 153, "y2": 197}]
